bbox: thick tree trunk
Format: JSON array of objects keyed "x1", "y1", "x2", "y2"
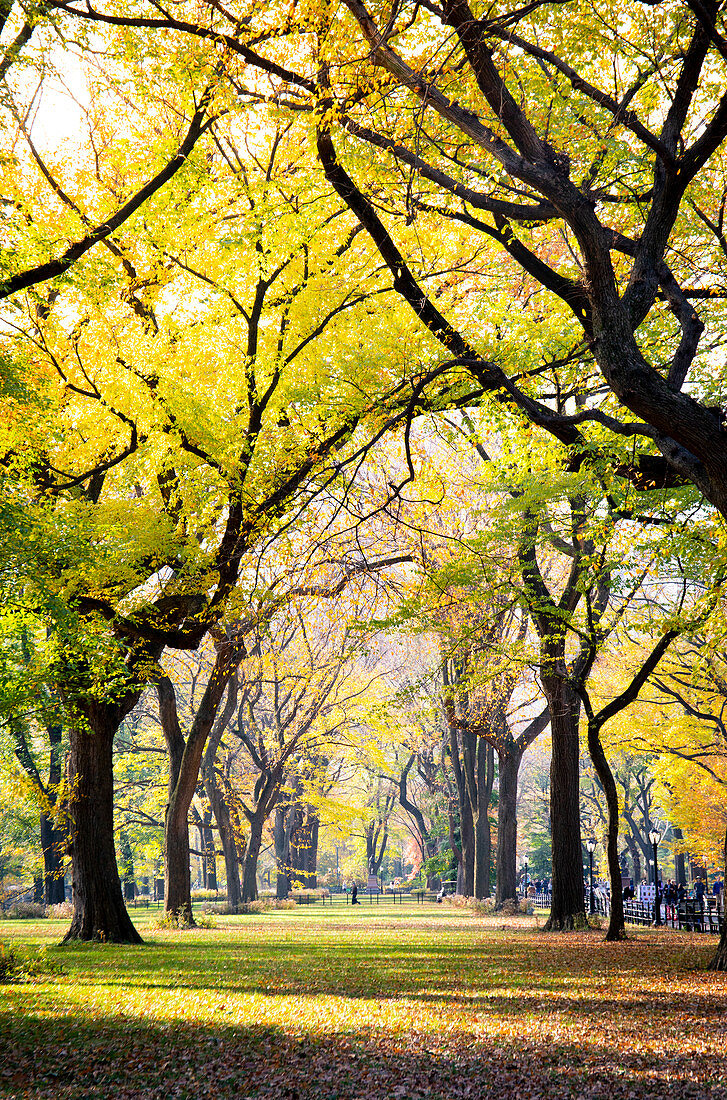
[
  {"x1": 158, "y1": 654, "x2": 243, "y2": 922},
  {"x1": 165, "y1": 801, "x2": 194, "y2": 921},
  {"x1": 449, "y1": 722, "x2": 474, "y2": 895},
  {"x1": 40, "y1": 812, "x2": 66, "y2": 905},
  {"x1": 242, "y1": 814, "x2": 264, "y2": 902},
  {"x1": 42, "y1": 718, "x2": 66, "y2": 905},
  {"x1": 274, "y1": 805, "x2": 292, "y2": 899},
  {"x1": 207, "y1": 776, "x2": 241, "y2": 908},
  {"x1": 496, "y1": 749, "x2": 521, "y2": 907},
  {"x1": 64, "y1": 712, "x2": 142, "y2": 943},
  {"x1": 365, "y1": 818, "x2": 390, "y2": 877},
  {"x1": 473, "y1": 742, "x2": 494, "y2": 899},
  {"x1": 201, "y1": 814, "x2": 217, "y2": 891},
  {"x1": 587, "y1": 720, "x2": 625, "y2": 940},
  {"x1": 289, "y1": 803, "x2": 307, "y2": 884},
  {"x1": 543, "y1": 679, "x2": 585, "y2": 931},
  {"x1": 158, "y1": 678, "x2": 195, "y2": 924},
  {"x1": 460, "y1": 793, "x2": 475, "y2": 896},
  {"x1": 201, "y1": 682, "x2": 242, "y2": 910},
  {"x1": 305, "y1": 808, "x2": 319, "y2": 888}
]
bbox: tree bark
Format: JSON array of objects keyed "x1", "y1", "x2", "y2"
[
  {"x1": 305, "y1": 807, "x2": 319, "y2": 888},
  {"x1": 158, "y1": 650, "x2": 243, "y2": 921},
  {"x1": 206, "y1": 774, "x2": 240, "y2": 907},
  {"x1": 40, "y1": 812, "x2": 66, "y2": 905},
  {"x1": 42, "y1": 718, "x2": 66, "y2": 905},
  {"x1": 202, "y1": 676, "x2": 242, "y2": 908},
  {"x1": 448, "y1": 720, "x2": 474, "y2": 895},
  {"x1": 496, "y1": 749, "x2": 521, "y2": 907},
  {"x1": 542, "y1": 677, "x2": 585, "y2": 930},
  {"x1": 459, "y1": 792, "x2": 474, "y2": 895},
  {"x1": 673, "y1": 827, "x2": 688, "y2": 886},
  {"x1": 201, "y1": 810, "x2": 217, "y2": 891},
  {"x1": 289, "y1": 802, "x2": 307, "y2": 884},
  {"x1": 119, "y1": 830, "x2": 136, "y2": 902},
  {"x1": 64, "y1": 709, "x2": 142, "y2": 943},
  {"x1": 242, "y1": 813, "x2": 264, "y2": 902},
  {"x1": 473, "y1": 740, "x2": 494, "y2": 898},
  {"x1": 586, "y1": 720, "x2": 625, "y2": 940},
  {"x1": 274, "y1": 804, "x2": 292, "y2": 899},
  {"x1": 398, "y1": 753, "x2": 438, "y2": 884},
  {"x1": 158, "y1": 677, "x2": 194, "y2": 923}
]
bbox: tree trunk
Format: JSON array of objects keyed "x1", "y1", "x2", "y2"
[
  {"x1": 449, "y1": 722, "x2": 474, "y2": 896},
  {"x1": 165, "y1": 799, "x2": 193, "y2": 921},
  {"x1": 305, "y1": 808, "x2": 319, "y2": 888},
  {"x1": 43, "y1": 718, "x2": 66, "y2": 905},
  {"x1": 40, "y1": 812, "x2": 66, "y2": 905},
  {"x1": 119, "y1": 830, "x2": 136, "y2": 903},
  {"x1": 289, "y1": 802, "x2": 307, "y2": 885},
  {"x1": 496, "y1": 749, "x2": 521, "y2": 907},
  {"x1": 543, "y1": 678, "x2": 585, "y2": 930},
  {"x1": 673, "y1": 827, "x2": 687, "y2": 886},
  {"x1": 158, "y1": 678, "x2": 194, "y2": 924},
  {"x1": 206, "y1": 774, "x2": 241, "y2": 908},
  {"x1": 625, "y1": 833, "x2": 642, "y2": 884},
  {"x1": 587, "y1": 720, "x2": 625, "y2": 941},
  {"x1": 274, "y1": 805, "x2": 292, "y2": 899},
  {"x1": 460, "y1": 792, "x2": 475, "y2": 896},
  {"x1": 64, "y1": 712, "x2": 142, "y2": 943},
  {"x1": 398, "y1": 753, "x2": 436, "y2": 886},
  {"x1": 473, "y1": 741, "x2": 494, "y2": 899},
  {"x1": 158, "y1": 654, "x2": 243, "y2": 922},
  {"x1": 201, "y1": 679, "x2": 242, "y2": 910},
  {"x1": 242, "y1": 813, "x2": 264, "y2": 902},
  {"x1": 201, "y1": 812, "x2": 217, "y2": 891}
]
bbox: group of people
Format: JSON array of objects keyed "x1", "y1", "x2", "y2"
[{"x1": 622, "y1": 877, "x2": 723, "y2": 909}]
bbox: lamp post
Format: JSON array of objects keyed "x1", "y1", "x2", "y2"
[
  {"x1": 586, "y1": 839, "x2": 596, "y2": 914},
  {"x1": 523, "y1": 858, "x2": 528, "y2": 897},
  {"x1": 649, "y1": 829, "x2": 662, "y2": 926}
]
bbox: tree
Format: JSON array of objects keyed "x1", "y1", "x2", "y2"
[
  {"x1": 1, "y1": 84, "x2": 441, "y2": 940},
  {"x1": 77, "y1": 0, "x2": 727, "y2": 518},
  {"x1": 621, "y1": 632, "x2": 727, "y2": 967},
  {"x1": 215, "y1": 597, "x2": 379, "y2": 902},
  {"x1": 0, "y1": 628, "x2": 67, "y2": 905}
]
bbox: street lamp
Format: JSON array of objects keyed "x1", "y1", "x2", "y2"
[
  {"x1": 649, "y1": 829, "x2": 662, "y2": 927},
  {"x1": 586, "y1": 839, "x2": 596, "y2": 915}
]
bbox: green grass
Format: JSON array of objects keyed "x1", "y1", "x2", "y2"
[{"x1": 0, "y1": 903, "x2": 724, "y2": 1099}]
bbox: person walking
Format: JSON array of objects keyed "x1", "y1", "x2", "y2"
[{"x1": 351, "y1": 881, "x2": 359, "y2": 905}]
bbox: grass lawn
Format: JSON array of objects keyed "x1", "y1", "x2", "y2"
[{"x1": 0, "y1": 903, "x2": 725, "y2": 1099}]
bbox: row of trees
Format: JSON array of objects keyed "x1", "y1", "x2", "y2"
[
  {"x1": 4, "y1": 414, "x2": 727, "y2": 941},
  {"x1": 2, "y1": 0, "x2": 727, "y2": 967}
]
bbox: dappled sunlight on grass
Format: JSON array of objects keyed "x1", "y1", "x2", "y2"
[{"x1": 1, "y1": 907, "x2": 725, "y2": 1098}]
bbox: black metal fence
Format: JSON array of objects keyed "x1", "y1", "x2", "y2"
[
  {"x1": 528, "y1": 889, "x2": 724, "y2": 933},
  {"x1": 593, "y1": 891, "x2": 724, "y2": 933}
]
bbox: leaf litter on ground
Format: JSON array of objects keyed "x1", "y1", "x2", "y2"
[{"x1": 0, "y1": 907, "x2": 725, "y2": 1099}]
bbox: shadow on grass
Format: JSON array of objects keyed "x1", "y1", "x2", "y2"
[
  {"x1": 50, "y1": 936, "x2": 714, "y2": 1004},
  {"x1": 1, "y1": 1007, "x2": 725, "y2": 1100}
]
